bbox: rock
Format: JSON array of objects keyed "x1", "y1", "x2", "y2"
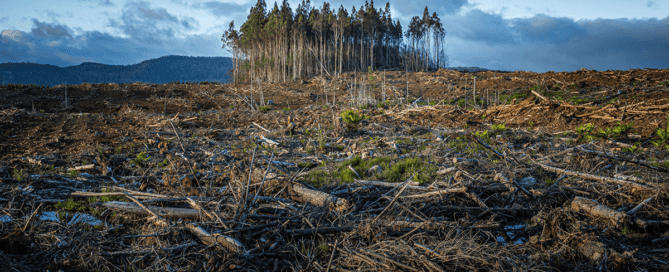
[
  {"x1": 365, "y1": 165, "x2": 383, "y2": 177},
  {"x1": 577, "y1": 240, "x2": 607, "y2": 262},
  {"x1": 519, "y1": 176, "x2": 536, "y2": 187}
]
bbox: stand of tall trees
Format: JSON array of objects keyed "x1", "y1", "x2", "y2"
[{"x1": 222, "y1": 0, "x2": 448, "y2": 84}]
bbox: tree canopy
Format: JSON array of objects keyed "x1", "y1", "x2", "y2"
[{"x1": 222, "y1": 0, "x2": 448, "y2": 83}]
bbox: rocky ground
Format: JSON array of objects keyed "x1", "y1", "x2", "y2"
[{"x1": 1, "y1": 67, "x2": 668, "y2": 271}]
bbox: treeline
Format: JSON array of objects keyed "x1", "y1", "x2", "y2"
[
  {"x1": 222, "y1": 0, "x2": 448, "y2": 84},
  {"x1": 0, "y1": 56, "x2": 232, "y2": 86}
]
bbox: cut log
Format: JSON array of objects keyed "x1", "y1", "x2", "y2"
[
  {"x1": 577, "y1": 240, "x2": 607, "y2": 262},
  {"x1": 102, "y1": 201, "x2": 202, "y2": 219},
  {"x1": 185, "y1": 223, "x2": 243, "y2": 253},
  {"x1": 571, "y1": 196, "x2": 628, "y2": 227},
  {"x1": 494, "y1": 173, "x2": 516, "y2": 193},
  {"x1": 354, "y1": 179, "x2": 424, "y2": 190},
  {"x1": 534, "y1": 161, "x2": 653, "y2": 192},
  {"x1": 384, "y1": 187, "x2": 466, "y2": 201},
  {"x1": 291, "y1": 183, "x2": 351, "y2": 212},
  {"x1": 67, "y1": 164, "x2": 95, "y2": 171}
]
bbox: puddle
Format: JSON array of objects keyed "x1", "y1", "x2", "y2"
[
  {"x1": 38, "y1": 211, "x2": 104, "y2": 226},
  {"x1": 497, "y1": 224, "x2": 527, "y2": 245}
]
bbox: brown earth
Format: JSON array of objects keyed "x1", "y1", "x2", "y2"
[{"x1": 0, "y1": 67, "x2": 668, "y2": 271}]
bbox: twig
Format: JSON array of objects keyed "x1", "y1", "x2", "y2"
[
  {"x1": 627, "y1": 195, "x2": 655, "y2": 215},
  {"x1": 22, "y1": 203, "x2": 43, "y2": 233},
  {"x1": 359, "y1": 249, "x2": 418, "y2": 272},
  {"x1": 325, "y1": 240, "x2": 338, "y2": 272},
  {"x1": 370, "y1": 168, "x2": 424, "y2": 225},
  {"x1": 252, "y1": 122, "x2": 271, "y2": 133},
  {"x1": 168, "y1": 119, "x2": 201, "y2": 187},
  {"x1": 123, "y1": 192, "x2": 170, "y2": 226}
]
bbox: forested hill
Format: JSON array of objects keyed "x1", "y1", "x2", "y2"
[{"x1": 0, "y1": 55, "x2": 232, "y2": 86}]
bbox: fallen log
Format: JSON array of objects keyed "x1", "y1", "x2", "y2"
[
  {"x1": 102, "y1": 201, "x2": 202, "y2": 219},
  {"x1": 291, "y1": 183, "x2": 351, "y2": 212},
  {"x1": 533, "y1": 161, "x2": 654, "y2": 192},
  {"x1": 185, "y1": 223, "x2": 243, "y2": 253},
  {"x1": 383, "y1": 187, "x2": 467, "y2": 201},
  {"x1": 67, "y1": 164, "x2": 96, "y2": 171},
  {"x1": 571, "y1": 196, "x2": 628, "y2": 227}
]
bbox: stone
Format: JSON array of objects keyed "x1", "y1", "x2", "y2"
[{"x1": 365, "y1": 165, "x2": 383, "y2": 177}]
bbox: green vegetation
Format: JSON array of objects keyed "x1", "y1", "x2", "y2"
[
  {"x1": 651, "y1": 116, "x2": 669, "y2": 150},
  {"x1": 12, "y1": 168, "x2": 27, "y2": 181},
  {"x1": 539, "y1": 90, "x2": 567, "y2": 101},
  {"x1": 457, "y1": 98, "x2": 466, "y2": 108},
  {"x1": 318, "y1": 241, "x2": 329, "y2": 256},
  {"x1": 259, "y1": 106, "x2": 272, "y2": 112},
  {"x1": 55, "y1": 198, "x2": 87, "y2": 212},
  {"x1": 596, "y1": 122, "x2": 633, "y2": 139},
  {"x1": 302, "y1": 170, "x2": 332, "y2": 188},
  {"x1": 619, "y1": 226, "x2": 636, "y2": 236},
  {"x1": 336, "y1": 156, "x2": 393, "y2": 183},
  {"x1": 68, "y1": 170, "x2": 78, "y2": 178},
  {"x1": 576, "y1": 122, "x2": 634, "y2": 142},
  {"x1": 576, "y1": 123, "x2": 595, "y2": 141},
  {"x1": 569, "y1": 96, "x2": 589, "y2": 105},
  {"x1": 131, "y1": 151, "x2": 151, "y2": 166},
  {"x1": 341, "y1": 109, "x2": 368, "y2": 131},
  {"x1": 474, "y1": 130, "x2": 492, "y2": 145},
  {"x1": 448, "y1": 136, "x2": 468, "y2": 150},
  {"x1": 492, "y1": 124, "x2": 508, "y2": 133},
  {"x1": 302, "y1": 156, "x2": 438, "y2": 187},
  {"x1": 99, "y1": 188, "x2": 126, "y2": 202},
  {"x1": 157, "y1": 158, "x2": 170, "y2": 168},
  {"x1": 529, "y1": 85, "x2": 543, "y2": 91},
  {"x1": 622, "y1": 142, "x2": 641, "y2": 153}
]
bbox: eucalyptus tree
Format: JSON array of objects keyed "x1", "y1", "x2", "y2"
[{"x1": 222, "y1": 0, "x2": 448, "y2": 84}]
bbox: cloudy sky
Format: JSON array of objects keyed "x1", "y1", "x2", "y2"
[{"x1": 1, "y1": 0, "x2": 667, "y2": 72}]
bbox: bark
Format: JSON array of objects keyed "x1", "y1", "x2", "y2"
[
  {"x1": 291, "y1": 183, "x2": 351, "y2": 212},
  {"x1": 571, "y1": 196, "x2": 628, "y2": 227},
  {"x1": 102, "y1": 201, "x2": 202, "y2": 219},
  {"x1": 185, "y1": 223, "x2": 243, "y2": 253}
]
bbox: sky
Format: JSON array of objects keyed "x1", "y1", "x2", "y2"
[{"x1": 1, "y1": 0, "x2": 667, "y2": 73}]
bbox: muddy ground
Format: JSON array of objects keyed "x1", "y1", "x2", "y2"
[{"x1": 1, "y1": 67, "x2": 668, "y2": 271}]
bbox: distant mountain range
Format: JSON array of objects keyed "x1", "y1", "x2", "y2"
[
  {"x1": 0, "y1": 55, "x2": 233, "y2": 86},
  {"x1": 0, "y1": 55, "x2": 508, "y2": 87}
]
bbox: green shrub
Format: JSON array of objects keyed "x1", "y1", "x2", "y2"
[
  {"x1": 302, "y1": 170, "x2": 332, "y2": 188},
  {"x1": 259, "y1": 106, "x2": 271, "y2": 112},
  {"x1": 492, "y1": 124, "x2": 507, "y2": 133},
  {"x1": 383, "y1": 158, "x2": 438, "y2": 185},
  {"x1": 341, "y1": 109, "x2": 367, "y2": 131},
  {"x1": 652, "y1": 116, "x2": 669, "y2": 150},
  {"x1": 336, "y1": 156, "x2": 393, "y2": 183},
  {"x1": 474, "y1": 130, "x2": 492, "y2": 145},
  {"x1": 54, "y1": 198, "x2": 87, "y2": 212},
  {"x1": 131, "y1": 151, "x2": 151, "y2": 166},
  {"x1": 596, "y1": 122, "x2": 633, "y2": 139},
  {"x1": 576, "y1": 123, "x2": 596, "y2": 141},
  {"x1": 12, "y1": 168, "x2": 26, "y2": 181},
  {"x1": 457, "y1": 99, "x2": 466, "y2": 108}
]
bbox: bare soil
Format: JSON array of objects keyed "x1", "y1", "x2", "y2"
[{"x1": 1, "y1": 67, "x2": 668, "y2": 271}]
